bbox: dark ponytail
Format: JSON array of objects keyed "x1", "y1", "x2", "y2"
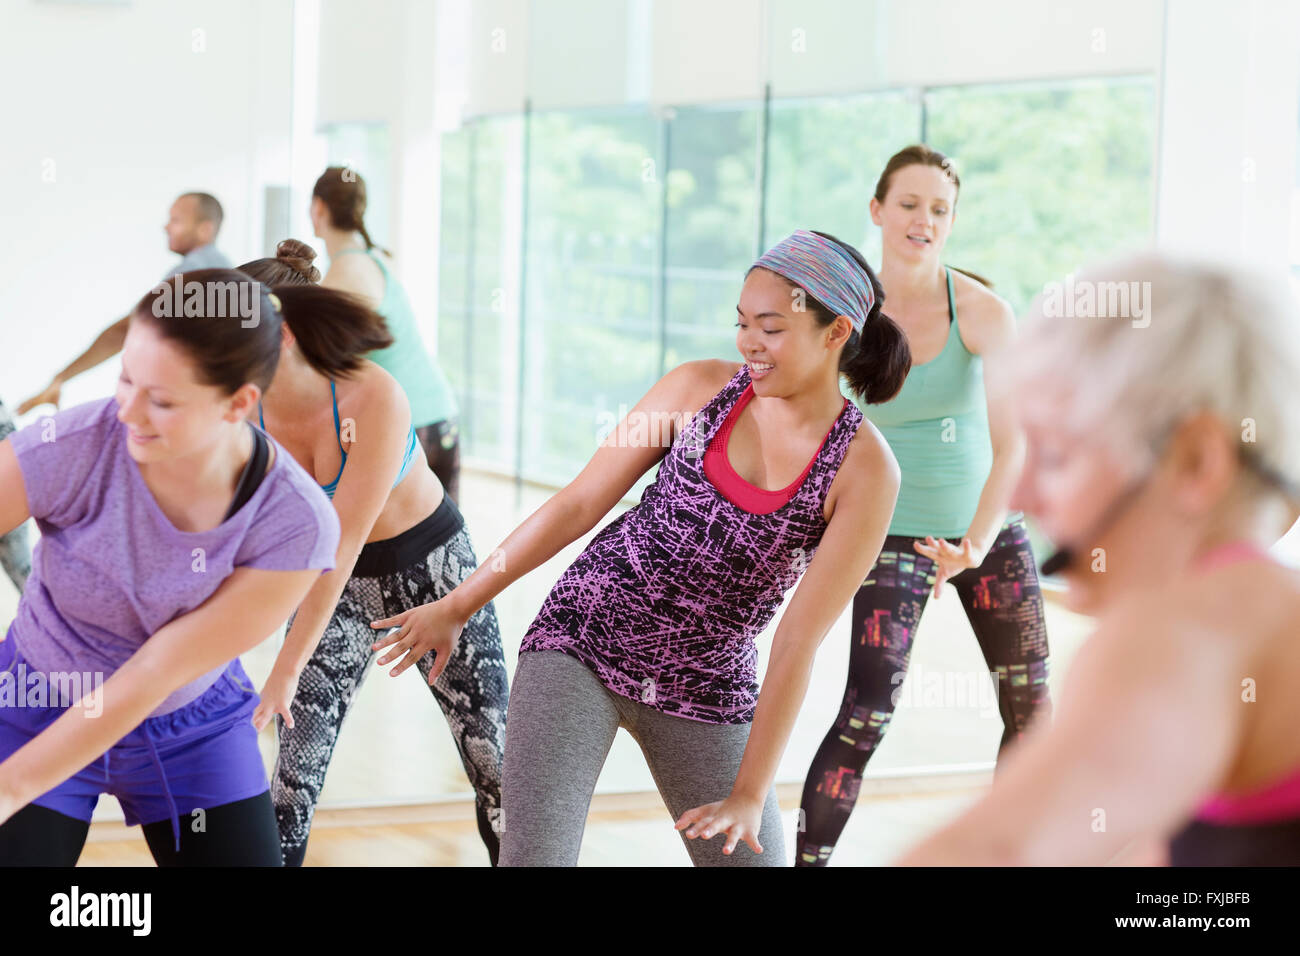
[
  {"x1": 808, "y1": 231, "x2": 910, "y2": 404},
  {"x1": 312, "y1": 167, "x2": 392, "y2": 257},
  {"x1": 948, "y1": 265, "x2": 994, "y2": 288},
  {"x1": 237, "y1": 241, "x2": 394, "y2": 380},
  {"x1": 272, "y1": 284, "x2": 394, "y2": 380}
]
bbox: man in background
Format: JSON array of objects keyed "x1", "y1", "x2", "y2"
[{"x1": 17, "y1": 192, "x2": 231, "y2": 413}]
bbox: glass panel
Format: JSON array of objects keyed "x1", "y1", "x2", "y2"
[
  {"x1": 437, "y1": 127, "x2": 471, "y2": 438},
  {"x1": 763, "y1": 91, "x2": 919, "y2": 258},
  {"x1": 520, "y1": 109, "x2": 662, "y2": 486},
  {"x1": 664, "y1": 105, "x2": 761, "y2": 369},
  {"x1": 925, "y1": 78, "x2": 1157, "y2": 316},
  {"x1": 323, "y1": 123, "x2": 391, "y2": 251},
  {"x1": 464, "y1": 116, "x2": 524, "y2": 468}
]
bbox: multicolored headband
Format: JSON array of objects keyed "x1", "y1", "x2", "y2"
[{"x1": 752, "y1": 230, "x2": 875, "y2": 334}]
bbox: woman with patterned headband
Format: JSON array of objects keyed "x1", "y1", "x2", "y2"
[
  {"x1": 797, "y1": 145, "x2": 1055, "y2": 866},
  {"x1": 367, "y1": 229, "x2": 910, "y2": 865}
]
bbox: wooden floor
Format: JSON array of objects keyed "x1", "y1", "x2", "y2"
[{"x1": 77, "y1": 778, "x2": 991, "y2": 867}]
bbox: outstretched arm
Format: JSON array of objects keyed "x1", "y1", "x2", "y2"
[
  {"x1": 371, "y1": 359, "x2": 729, "y2": 682},
  {"x1": 0, "y1": 564, "x2": 320, "y2": 825},
  {"x1": 17, "y1": 316, "x2": 130, "y2": 414},
  {"x1": 252, "y1": 379, "x2": 409, "y2": 731},
  {"x1": 676, "y1": 430, "x2": 900, "y2": 856}
]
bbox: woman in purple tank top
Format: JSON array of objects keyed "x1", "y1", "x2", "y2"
[
  {"x1": 370, "y1": 231, "x2": 911, "y2": 865},
  {"x1": 0, "y1": 270, "x2": 342, "y2": 866},
  {"x1": 897, "y1": 254, "x2": 1300, "y2": 866}
]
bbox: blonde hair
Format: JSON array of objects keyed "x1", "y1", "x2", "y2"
[{"x1": 995, "y1": 251, "x2": 1300, "y2": 508}]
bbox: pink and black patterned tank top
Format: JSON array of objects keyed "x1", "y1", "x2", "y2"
[{"x1": 520, "y1": 364, "x2": 865, "y2": 724}]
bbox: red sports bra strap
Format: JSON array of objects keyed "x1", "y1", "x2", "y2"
[{"x1": 1193, "y1": 540, "x2": 1275, "y2": 573}]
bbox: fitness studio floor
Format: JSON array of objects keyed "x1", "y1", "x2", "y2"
[{"x1": 0, "y1": 468, "x2": 1096, "y2": 866}]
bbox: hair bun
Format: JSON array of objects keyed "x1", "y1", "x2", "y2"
[{"x1": 275, "y1": 239, "x2": 322, "y2": 283}]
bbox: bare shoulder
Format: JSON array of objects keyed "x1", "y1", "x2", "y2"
[
  {"x1": 1172, "y1": 558, "x2": 1300, "y2": 653},
  {"x1": 323, "y1": 253, "x2": 384, "y2": 303},
  {"x1": 841, "y1": 415, "x2": 900, "y2": 486},
  {"x1": 951, "y1": 271, "x2": 1016, "y2": 355},
  {"x1": 824, "y1": 414, "x2": 900, "y2": 520},
  {"x1": 1096, "y1": 562, "x2": 1298, "y2": 668},
  {"x1": 340, "y1": 361, "x2": 409, "y2": 433},
  {"x1": 669, "y1": 359, "x2": 742, "y2": 415}
]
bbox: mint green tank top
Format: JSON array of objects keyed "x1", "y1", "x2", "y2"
[
  {"x1": 335, "y1": 248, "x2": 459, "y2": 427},
  {"x1": 846, "y1": 267, "x2": 991, "y2": 538}
]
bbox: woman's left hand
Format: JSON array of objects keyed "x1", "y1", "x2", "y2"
[
  {"x1": 674, "y1": 794, "x2": 766, "y2": 857},
  {"x1": 913, "y1": 536, "x2": 984, "y2": 599}
]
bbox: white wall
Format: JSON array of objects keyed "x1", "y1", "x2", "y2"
[
  {"x1": 310, "y1": 0, "x2": 441, "y2": 355},
  {"x1": 1155, "y1": 0, "x2": 1300, "y2": 271},
  {"x1": 0, "y1": 0, "x2": 295, "y2": 416},
  {"x1": 449, "y1": 0, "x2": 1165, "y2": 116}
]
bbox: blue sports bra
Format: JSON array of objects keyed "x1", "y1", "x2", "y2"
[{"x1": 259, "y1": 381, "x2": 420, "y2": 499}]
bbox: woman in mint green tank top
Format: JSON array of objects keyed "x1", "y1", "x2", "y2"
[
  {"x1": 796, "y1": 145, "x2": 1053, "y2": 866},
  {"x1": 311, "y1": 166, "x2": 463, "y2": 502}
]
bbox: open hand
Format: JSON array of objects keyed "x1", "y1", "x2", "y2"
[
  {"x1": 913, "y1": 536, "x2": 983, "y2": 599},
  {"x1": 252, "y1": 669, "x2": 299, "y2": 732},
  {"x1": 17, "y1": 380, "x2": 62, "y2": 416},
  {"x1": 370, "y1": 599, "x2": 465, "y2": 686},
  {"x1": 674, "y1": 794, "x2": 765, "y2": 857}
]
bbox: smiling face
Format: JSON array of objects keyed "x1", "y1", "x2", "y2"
[
  {"x1": 735, "y1": 267, "x2": 852, "y2": 395},
  {"x1": 870, "y1": 163, "x2": 958, "y2": 265},
  {"x1": 115, "y1": 321, "x2": 254, "y2": 466}
]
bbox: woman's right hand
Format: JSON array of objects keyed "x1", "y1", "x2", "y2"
[
  {"x1": 17, "y1": 380, "x2": 62, "y2": 416},
  {"x1": 370, "y1": 598, "x2": 467, "y2": 685}
]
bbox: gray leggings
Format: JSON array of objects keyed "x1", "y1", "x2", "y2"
[{"x1": 500, "y1": 650, "x2": 786, "y2": 866}]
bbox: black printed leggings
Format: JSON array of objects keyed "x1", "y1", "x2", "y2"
[
  {"x1": 796, "y1": 515, "x2": 1052, "y2": 866},
  {"x1": 272, "y1": 498, "x2": 508, "y2": 866}
]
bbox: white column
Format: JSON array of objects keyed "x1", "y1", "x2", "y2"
[{"x1": 1155, "y1": 0, "x2": 1300, "y2": 269}]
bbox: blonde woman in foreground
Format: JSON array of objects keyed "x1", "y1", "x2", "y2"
[{"x1": 898, "y1": 253, "x2": 1300, "y2": 866}]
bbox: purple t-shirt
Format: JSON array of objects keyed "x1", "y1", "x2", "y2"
[{"x1": 6, "y1": 397, "x2": 340, "y2": 716}]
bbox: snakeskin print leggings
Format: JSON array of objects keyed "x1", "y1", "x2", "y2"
[
  {"x1": 272, "y1": 501, "x2": 508, "y2": 866},
  {"x1": 0, "y1": 400, "x2": 31, "y2": 594},
  {"x1": 796, "y1": 514, "x2": 1052, "y2": 866}
]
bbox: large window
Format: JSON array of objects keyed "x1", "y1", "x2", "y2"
[
  {"x1": 439, "y1": 77, "x2": 1159, "y2": 487},
  {"x1": 437, "y1": 116, "x2": 524, "y2": 467},
  {"x1": 663, "y1": 104, "x2": 761, "y2": 367},
  {"x1": 926, "y1": 79, "x2": 1156, "y2": 314},
  {"x1": 763, "y1": 91, "x2": 919, "y2": 262},
  {"x1": 521, "y1": 111, "x2": 662, "y2": 485}
]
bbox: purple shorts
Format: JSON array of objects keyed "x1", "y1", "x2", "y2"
[{"x1": 0, "y1": 637, "x2": 269, "y2": 850}]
